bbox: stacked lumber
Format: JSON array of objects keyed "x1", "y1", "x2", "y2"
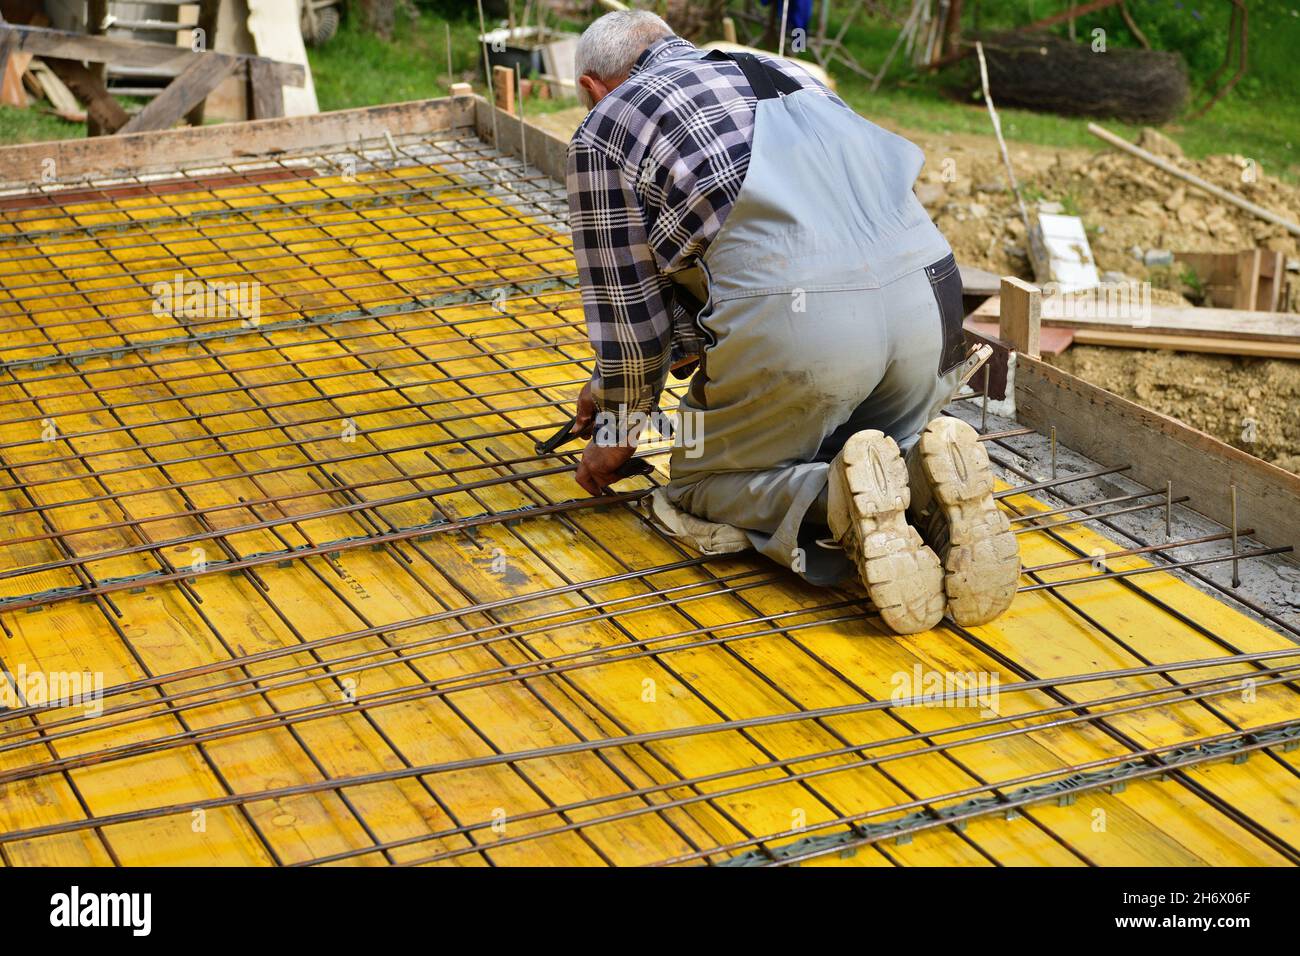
[{"x1": 969, "y1": 294, "x2": 1300, "y2": 360}]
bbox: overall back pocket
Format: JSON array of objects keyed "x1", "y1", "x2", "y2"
[{"x1": 926, "y1": 252, "x2": 965, "y2": 376}]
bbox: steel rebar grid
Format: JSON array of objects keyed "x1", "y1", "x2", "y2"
[
  {"x1": 0, "y1": 183, "x2": 571, "y2": 306},
  {"x1": 364, "y1": 196, "x2": 1300, "y2": 874},
  {"x1": 0, "y1": 147, "x2": 613, "y2": 868},
  {"x1": 0, "y1": 134, "x2": 534, "y2": 241},
  {"x1": 1, "y1": 559, "x2": 1290, "y2": 749},
  {"x1": 4, "y1": 669, "x2": 1297, "y2": 852},
  {"x1": 5, "y1": 127, "x2": 1294, "y2": 868},
  {"x1": 0, "y1": 140, "x2": 570, "y2": 357},
  {"x1": 0, "y1": 524, "x2": 1280, "y2": 782},
  {"x1": 666, "y1": 717, "x2": 1300, "y2": 867},
  {"x1": 985, "y1": 427, "x2": 1300, "y2": 642},
  {"x1": 0, "y1": 332, "x2": 1076, "y2": 608},
  {"x1": 971, "y1": 431, "x2": 1300, "y2": 856},
  {"x1": 396, "y1": 666, "x2": 1300, "y2": 868}
]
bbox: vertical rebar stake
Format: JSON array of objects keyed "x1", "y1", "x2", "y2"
[
  {"x1": 1050, "y1": 426, "x2": 1057, "y2": 480},
  {"x1": 1170, "y1": 478, "x2": 1180, "y2": 538},
  {"x1": 981, "y1": 364, "x2": 989, "y2": 432},
  {"x1": 1230, "y1": 483, "x2": 1240, "y2": 588},
  {"x1": 475, "y1": 0, "x2": 500, "y2": 147},
  {"x1": 446, "y1": 21, "x2": 454, "y2": 88}
]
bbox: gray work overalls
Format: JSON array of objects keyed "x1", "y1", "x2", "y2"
[{"x1": 665, "y1": 51, "x2": 966, "y2": 586}]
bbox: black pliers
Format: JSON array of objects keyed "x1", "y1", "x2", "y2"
[{"x1": 534, "y1": 414, "x2": 654, "y2": 480}]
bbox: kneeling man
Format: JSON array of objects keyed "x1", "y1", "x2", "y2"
[{"x1": 564, "y1": 11, "x2": 1020, "y2": 634}]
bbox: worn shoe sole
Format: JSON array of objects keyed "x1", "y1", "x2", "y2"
[
  {"x1": 828, "y1": 430, "x2": 945, "y2": 635},
  {"x1": 916, "y1": 417, "x2": 1021, "y2": 626}
]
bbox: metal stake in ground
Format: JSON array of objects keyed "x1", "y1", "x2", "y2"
[
  {"x1": 476, "y1": 0, "x2": 501, "y2": 147},
  {"x1": 975, "y1": 40, "x2": 1030, "y2": 236}
]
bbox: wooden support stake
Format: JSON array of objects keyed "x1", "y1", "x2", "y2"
[
  {"x1": 999, "y1": 276, "x2": 1041, "y2": 358},
  {"x1": 87, "y1": 0, "x2": 109, "y2": 135},
  {"x1": 245, "y1": 57, "x2": 285, "y2": 120},
  {"x1": 185, "y1": 0, "x2": 223, "y2": 126},
  {"x1": 1256, "y1": 249, "x2": 1286, "y2": 312},
  {"x1": 493, "y1": 64, "x2": 516, "y2": 116}
]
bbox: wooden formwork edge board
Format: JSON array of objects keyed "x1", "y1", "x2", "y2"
[
  {"x1": 1014, "y1": 354, "x2": 1300, "y2": 557},
  {"x1": 0, "y1": 96, "x2": 477, "y2": 191}
]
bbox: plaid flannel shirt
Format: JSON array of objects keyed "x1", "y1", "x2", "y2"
[{"x1": 566, "y1": 36, "x2": 842, "y2": 432}]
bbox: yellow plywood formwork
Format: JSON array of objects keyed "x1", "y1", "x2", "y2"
[{"x1": 0, "y1": 130, "x2": 1297, "y2": 867}]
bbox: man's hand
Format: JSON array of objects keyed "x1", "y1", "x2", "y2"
[
  {"x1": 573, "y1": 380, "x2": 596, "y2": 439},
  {"x1": 575, "y1": 441, "x2": 636, "y2": 496}
]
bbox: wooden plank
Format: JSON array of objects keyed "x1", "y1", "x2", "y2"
[
  {"x1": 958, "y1": 261, "x2": 1001, "y2": 297},
  {"x1": 1233, "y1": 249, "x2": 1261, "y2": 311},
  {"x1": 493, "y1": 64, "x2": 516, "y2": 116},
  {"x1": 0, "y1": 24, "x2": 302, "y2": 86},
  {"x1": 245, "y1": 0, "x2": 318, "y2": 116},
  {"x1": 965, "y1": 319, "x2": 1074, "y2": 356},
  {"x1": 0, "y1": 29, "x2": 12, "y2": 89},
  {"x1": 1257, "y1": 250, "x2": 1286, "y2": 312},
  {"x1": 972, "y1": 294, "x2": 1300, "y2": 345},
  {"x1": 999, "y1": 276, "x2": 1041, "y2": 358},
  {"x1": 119, "y1": 53, "x2": 242, "y2": 134},
  {"x1": 245, "y1": 57, "x2": 285, "y2": 120},
  {"x1": 1175, "y1": 251, "x2": 1243, "y2": 309},
  {"x1": 26, "y1": 59, "x2": 82, "y2": 117},
  {"x1": 0, "y1": 97, "x2": 474, "y2": 187},
  {"x1": 1014, "y1": 355, "x2": 1300, "y2": 554},
  {"x1": 1069, "y1": 328, "x2": 1300, "y2": 360},
  {"x1": 87, "y1": 0, "x2": 109, "y2": 135},
  {"x1": 4, "y1": 23, "x2": 197, "y2": 73}
]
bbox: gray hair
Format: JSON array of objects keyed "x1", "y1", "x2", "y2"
[{"x1": 574, "y1": 10, "x2": 673, "y2": 106}]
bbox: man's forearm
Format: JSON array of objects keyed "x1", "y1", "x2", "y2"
[{"x1": 567, "y1": 137, "x2": 675, "y2": 433}]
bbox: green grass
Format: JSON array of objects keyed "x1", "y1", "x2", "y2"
[
  {"x1": 307, "y1": 10, "x2": 475, "y2": 109},
  {"x1": 307, "y1": 9, "x2": 577, "y2": 117},
  {"x1": 829, "y1": 77, "x2": 1298, "y2": 181},
  {"x1": 0, "y1": 105, "x2": 86, "y2": 146}
]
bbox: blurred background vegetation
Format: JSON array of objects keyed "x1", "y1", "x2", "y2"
[{"x1": 1, "y1": 0, "x2": 1296, "y2": 179}]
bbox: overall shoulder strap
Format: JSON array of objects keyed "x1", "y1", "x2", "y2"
[{"x1": 704, "y1": 48, "x2": 803, "y2": 100}]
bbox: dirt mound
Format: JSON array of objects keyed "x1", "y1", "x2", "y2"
[
  {"x1": 920, "y1": 133, "x2": 1300, "y2": 310},
  {"x1": 911, "y1": 129, "x2": 1300, "y2": 474},
  {"x1": 1047, "y1": 347, "x2": 1300, "y2": 474}
]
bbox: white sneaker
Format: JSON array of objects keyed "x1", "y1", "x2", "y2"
[
  {"x1": 908, "y1": 417, "x2": 1021, "y2": 626},
  {"x1": 826, "y1": 430, "x2": 946, "y2": 635}
]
